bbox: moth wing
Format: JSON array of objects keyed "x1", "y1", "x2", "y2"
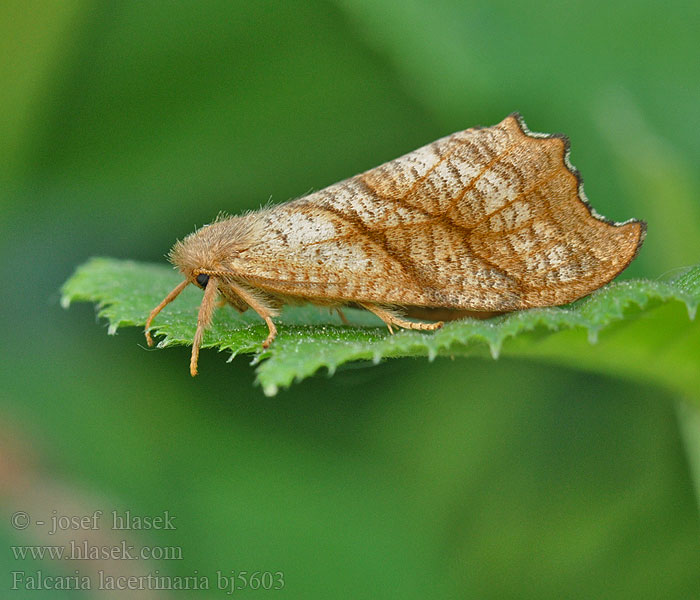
[
  {"x1": 233, "y1": 181, "x2": 521, "y2": 309},
  {"x1": 233, "y1": 201, "x2": 436, "y2": 306},
  {"x1": 234, "y1": 114, "x2": 644, "y2": 310},
  {"x1": 359, "y1": 114, "x2": 644, "y2": 307}
]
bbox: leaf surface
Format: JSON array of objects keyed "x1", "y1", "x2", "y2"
[{"x1": 62, "y1": 257, "x2": 700, "y2": 397}]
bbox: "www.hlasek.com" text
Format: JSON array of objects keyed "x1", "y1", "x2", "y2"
[{"x1": 11, "y1": 540, "x2": 182, "y2": 561}]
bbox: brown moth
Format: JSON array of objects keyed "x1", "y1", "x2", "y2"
[{"x1": 145, "y1": 113, "x2": 645, "y2": 376}]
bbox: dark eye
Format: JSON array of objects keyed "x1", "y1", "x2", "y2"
[{"x1": 196, "y1": 273, "x2": 210, "y2": 288}]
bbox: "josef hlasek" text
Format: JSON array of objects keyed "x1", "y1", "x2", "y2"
[{"x1": 49, "y1": 510, "x2": 176, "y2": 535}]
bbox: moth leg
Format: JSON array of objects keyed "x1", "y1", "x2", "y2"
[
  {"x1": 226, "y1": 280, "x2": 279, "y2": 348},
  {"x1": 359, "y1": 302, "x2": 444, "y2": 334},
  {"x1": 145, "y1": 279, "x2": 189, "y2": 347},
  {"x1": 190, "y1": 276, "x2": 221, "y2": 377},
  {"x1": 218, "y1": 285, "x2": 249, "y2": 313},
  {"x1": 334, "y1": 307, "x2": 350, "y2": 325},
  {"x1": 259, "y1": 316, "x2": 277, "y2": 349}
]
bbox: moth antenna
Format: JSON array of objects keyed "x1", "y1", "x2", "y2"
[
  {"x1": 190, "y1": 276, "x2": 220, "y2": 377},
  {"x1": 145, "y1": 279, "x2": 190, "y2": 347}
]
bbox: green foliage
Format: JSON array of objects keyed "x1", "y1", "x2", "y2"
[{"x1": 63, "y1": 257, "x2": 700, "y2": 397}]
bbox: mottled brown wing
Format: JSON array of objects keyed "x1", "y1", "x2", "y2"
[{"x1": 236, "y1": 114, "x2": 645, "y2": 310}]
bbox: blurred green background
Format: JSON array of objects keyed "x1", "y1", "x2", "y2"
[{"x1": 2, "y1": 1, "x2": 699, "y2": 598}]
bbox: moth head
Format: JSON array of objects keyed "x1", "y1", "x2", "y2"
[
  {"x1": 168, "y1": 214, "x2": 259, "y2": 283},
  {"x1": 146, "y1": 215, "x2": 261, "y2": 376}
]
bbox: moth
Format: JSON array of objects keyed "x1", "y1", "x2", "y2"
[{"x1": 145, "y1": 113, "x2": 645, "y2": 376}]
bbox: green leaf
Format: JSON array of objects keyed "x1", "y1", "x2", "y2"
[{"x1": 62, "y1": 257, "x2": 699, "y2": 397}]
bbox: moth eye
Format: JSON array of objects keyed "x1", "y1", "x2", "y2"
[{"x1": 196, "y1": 273, "x2": 210, "y2": 288}]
